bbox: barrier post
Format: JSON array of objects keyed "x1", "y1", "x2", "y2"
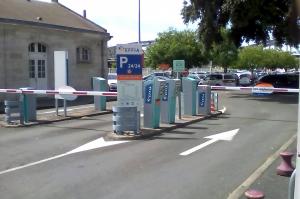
[{"x1": 92, "y1": 77, "x2": 107, "y2": 111}]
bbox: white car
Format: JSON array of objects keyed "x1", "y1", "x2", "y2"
[{"x1": 107, "y1": 73, "x2": 117, "y2": 91}]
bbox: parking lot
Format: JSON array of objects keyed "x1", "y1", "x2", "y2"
[{"x1": 0, "y1": 91, "x2": 297, "y2": 199}]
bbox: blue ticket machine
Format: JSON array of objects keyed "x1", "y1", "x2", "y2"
[
  {"x1": 182, "y1": 77, "x2": 197, "y2": 116},
  {"x1": 197, "y1": 85, "x2": 211, "y2": 115},
  {"x1": 92, "y1": 77, "x2": 107, "y2": 111},
  {"x1": 144, "y1": 77, "x2": 166, "y2": 128},
  {"x1": 160, "y1": 79, "x2": 180, "y2": 124}
]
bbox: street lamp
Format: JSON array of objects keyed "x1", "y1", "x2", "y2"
[{"x1": 138, "y1": 0, "x2": 141, "y2": 43}]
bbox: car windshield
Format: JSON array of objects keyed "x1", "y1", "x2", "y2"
[
  {"x1": 107, "y1": 74, "x2": 117, "y2": 80},
  {"x1": 224, "y1": 74, "x2": 235, "y2": 79}
]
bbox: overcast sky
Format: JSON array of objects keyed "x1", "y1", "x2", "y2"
[{"x1": 40, "y1": 0, "x2": 197, "y2": 46}]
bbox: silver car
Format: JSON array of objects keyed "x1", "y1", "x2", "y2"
[{"x1": 200, "y1": 73, "x2": 238, "y2": 86}]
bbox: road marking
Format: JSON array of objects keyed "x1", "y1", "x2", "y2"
[
  {"x1": 0, "y1": 137, "x2": 129, "y2": 175},
  {"x1": 180, "y1": 129, "x2": 239, "y2": 156},
  {"x1": 220, "y1": 106, "x2": 227, "y2": 114},
  {"x1": 39, "y1": 105, "x2": 94, "y2": 114},
  {"x1": 66, "y1": 137, "x2": 129, "y2": 154},
  {"x1": 227, "y1": 134, "x2": 297, "y2": 199},
  {"x1": 0, "y1": 154, "x2": 68, "y2": 175}
]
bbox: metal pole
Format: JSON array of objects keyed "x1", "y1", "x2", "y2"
[
  {"x1": 63, "y1": 99, "x2": 67, "y2": 117},
  {"x1": 177, "y1": 72, "x2": 182, "y2": 119},
  {"x1": 138, "y1": 0, "x2": 141, "y2": 43},
  {"x1": 55, "y1": 98, "x2": 59, "y2": 116},
  {"x1": 288, "y1": 170, "x2": 296, "y2": 199},
  {"x1": 294, "y1": 58, "x2": 300, "y2": 199}
]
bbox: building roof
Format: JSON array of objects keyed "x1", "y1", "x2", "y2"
[{"x1": 0, "y1": 0, "x2": 110, "y2": 36}]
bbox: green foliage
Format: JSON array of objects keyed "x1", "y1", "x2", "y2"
[
  {"x1": 210, "y1": 28, "x2": 238, "y2": 72},
  {"x1": 145, "y1": 28, "x2": 208, "y2": 69},
  {"x1": 235, "y1": 46, "x2": 298, "y2": 69},
  {"x1": 110, "y1": 62, "x2": 116, "y2": 69},
  {"x1": 182, "y1": 0, "x2": 299, "y2": 50}
]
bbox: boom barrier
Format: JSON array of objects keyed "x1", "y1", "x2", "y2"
[
  {"x1": 0, "y1": 86, "x2": 298, "y2": 97},
  {"x1": 210, "y1": 86, "x2": 299, "y2": 93},
  {"x1": 0, "y1": 89, "x2": 117, "y2": 97}
]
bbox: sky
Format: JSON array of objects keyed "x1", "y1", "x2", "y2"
[{"x1": 39, "y1": 0, "x2": 197, "y2": 46}]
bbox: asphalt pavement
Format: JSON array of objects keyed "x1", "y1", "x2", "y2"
[{"x1": 0, "y1": 91, "x2": 298, "y2": 199}]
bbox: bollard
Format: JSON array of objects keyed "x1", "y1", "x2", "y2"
[
  {"x1": 244, "y1": 189, "x2": 265, "y2": 199},
  {"x1": 210, "y1": 100, "x2": 215, "y2": 112},
  {"x1": 276, "y1": 151, "x2": 295, "y2": 177}
]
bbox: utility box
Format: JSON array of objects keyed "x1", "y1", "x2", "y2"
[
  {"x1": 20, "y1": 87, "x2": 36, "y2": 122},
  {"x1": 160, "y1": 79, "x2": 180, "y2": 124},
  {"x1": 197, "y1": 85, "x2": 211, "y2": 115},
  {"x1": 144, "y1": 77, "x2": 166, "y2": 128},
  {"x1": 112, "y1": 106, "x2": 139, "y2": 135},
  {"x1": 92, "y1": 77, "x2": 107, "y2": 111},
  {"x1": 182, "y1": 77, "x2": 197, "y2": 116}
]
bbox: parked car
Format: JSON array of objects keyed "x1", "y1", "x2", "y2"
[
  {"x1": 238, "y1": 73, "x2": 252, "y2": 86},
  {"x1": 107, "y1": 73, "x2": 117, "y2": 91},
  {"x1": 187, "y1": 74, "x2": 206, "y2": 84},
  {"x1": 190, "y1": 72, "x2": 207, "y2": 80},
  {"x1": 200, "y1": 73, "x2": 238, "y2": 86},
  {"x1": 256, "y1": 73, "x2": 299, "y2": 89},
  {"x1": 143, "y1": 72, "x2": 171, "y2": 81}
]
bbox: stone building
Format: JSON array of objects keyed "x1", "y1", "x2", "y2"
[{"x1": 0, "y1": 0, "x2": 111, "y2": 102}]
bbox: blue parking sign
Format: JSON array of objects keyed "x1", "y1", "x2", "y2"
[{"x1": 117, "y1": 54, "x2": 143, "y2": 76}]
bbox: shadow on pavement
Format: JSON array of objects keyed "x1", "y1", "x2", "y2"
[{"x1": 228, "y1": 93, "x2": 298, "y2": 105}]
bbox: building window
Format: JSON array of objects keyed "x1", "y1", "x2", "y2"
[
  {"x1": 29, "y1": 60, "x2": 35, "y2": 78},
  {"x1": 38, "y1": 43, "x2": 46, "y2": 53},
  {"x1": 29, "y1": 43, "x2": 35, "y2": 52},
  {"x1": 28, "y1": 43, "x2": 46, "y2": 53},
  {"x1": 38, "y1": 60, "x2": 46, "y2": 78},
  {"x1": 76, "y1": 47, "x2": 91, "y2": 63}
]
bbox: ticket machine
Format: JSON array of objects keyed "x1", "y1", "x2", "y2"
[
  {"x1": 160, "y1": 79, "x2": 180, "y2": 124},
  {"x1": 182, "y1": 77, "x2": 197, "y2": 116},
  {"x1": 197, "y1": 85, "x2": 211, "y2": 115},
  {"x1": 144, "y1": 77, "x2": 166, "y2": 128}
]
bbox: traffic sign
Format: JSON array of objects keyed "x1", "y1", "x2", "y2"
[
  {"x1": 116, "y1": 54, "x2": 143, "y2": 76},
  {"x1": 116, "y1": 44, "x2": 143, "y2": 80},
  {"x1": 173, "y1": 60, "x2": 185, "y2": 72}
]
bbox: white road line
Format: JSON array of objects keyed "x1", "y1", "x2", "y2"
[
  {"x1": 0, "y1": 137, "x2": 129, "y2": 175},
  {"x1": 0, "y1": 154, "x2": 67, "y2": 175},
  {"x1": 180, "y1": 139, "x2": 218, "y2": 156},
  {"x1": 39, "y1": 105, "x2": 94, "y2": 115},
  {"x1": 180, "y1": 129, "x2": 239, "y2": 156}
]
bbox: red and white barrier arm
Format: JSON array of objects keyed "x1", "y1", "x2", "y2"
[
  {"x1": 209, "y1": 86, "x2": 299, "y2": 93},
  {"x1": 0, "y1": 89, "x2": 118, "y2": 96}
]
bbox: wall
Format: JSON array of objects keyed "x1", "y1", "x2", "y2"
[{"x1": 0, "y1": 23, "x2": 109, "y2": 102}]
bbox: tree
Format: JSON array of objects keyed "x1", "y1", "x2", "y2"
[
  {"x1": 181, "y1": 0, "x2": 299, "y2": 50},
  {"x1": 210, "y1": 28, "x2": 238, "y2": 73},
  {"x1": 145, "y1": 28, "x2": 208, "y2": 69},
  {"x1": 235, "y1": 46, "x2": 298, "y2": 70}
]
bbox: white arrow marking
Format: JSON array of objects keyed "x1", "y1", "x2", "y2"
[
  {"x1": 66, "y1": 137, "x2": 129, "y2": 154},
  {"x1": 180, "y1": 129, "x2": 239, "y2": 156},
  {"x1": 219, "y1": 106, "x2": 227, "y2": 114},
  {"x1": 0, "y1": 138, "x2": 129, "y2": 175}
]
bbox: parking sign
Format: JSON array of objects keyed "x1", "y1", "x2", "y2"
[{"x1": 116, "y1": 44, "x2": 143, "y2": 80}]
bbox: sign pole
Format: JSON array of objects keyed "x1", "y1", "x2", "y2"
[
  {"x1": 63, "y1": 99, "x2": 67, "y2": 117},
  {"x1": 174, "y1": 60, "x2": 185, "y2": 120},
  {"x1": 177, "y1": 72, "x2": 182, "y2": 119},
  {"x1": 294, "y1": 60, "x2": 300, "y2": 199},
  {"x1": 55, "y1": 99, "x2": 59, "y2": 116}
]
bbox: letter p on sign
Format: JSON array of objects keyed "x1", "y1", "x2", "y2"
[{"x1": 120, "y1": 57, "x2": 128, "y2": 68}]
